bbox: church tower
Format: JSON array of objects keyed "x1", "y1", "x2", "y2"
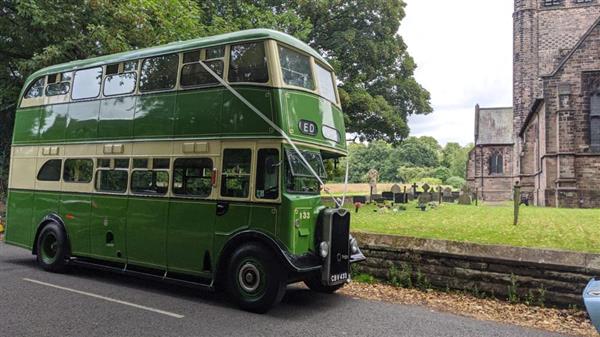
[{"x1": 513, "y1": 0, "x2": 600, "y2": 174}]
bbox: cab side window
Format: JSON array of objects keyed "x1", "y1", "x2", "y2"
[
  {"x1": 173, "y1": 158, "x2": 213, "y2": 197},
  {"x1": 221, "y1": 149, "x2": 251, "y2": 198},
  {"x1": 255, "y1": 149, "x2": 279, "y2": 200}
]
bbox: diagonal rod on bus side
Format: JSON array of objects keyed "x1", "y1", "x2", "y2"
[{"x1": 198, "y1": 60, "x2": 343, "y2": 208}]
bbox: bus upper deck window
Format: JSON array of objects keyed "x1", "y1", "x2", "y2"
[
  {"x1": 228, "y1": 42, "x2": 268, "y2": 83},
  {"x1": 278, "y1": 46, "x2": 314, "y2": 90},
  {"x1": 139, "y1": 54, "x2": 178, "y2": 92},
  {"x1": 316, "y1": 63, "x2": 337, "y2": 103},
  {"x1": 180, "y1": 61, "x2": 223, "y2": 87},
  {"x1": 72, "y1": 67, "x2": 102, "y2": 100},
  {"x1": 24, "y1": 77, "x2": 45, "y2": 99}
]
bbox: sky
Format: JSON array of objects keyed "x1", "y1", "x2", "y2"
[{"x1": 400, "y1": 1, "x2": 514, "y2": 146}]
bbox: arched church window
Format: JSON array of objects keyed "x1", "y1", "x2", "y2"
[
  {"x1": 489, "y1": 152, "x2": 503, "y2": 174},
  {"x1": 590, "y1": 91, "x2": 600, "y2": 152},
  {"x1": 543, "y1": 0, "x2": 562, "y2": 6}
]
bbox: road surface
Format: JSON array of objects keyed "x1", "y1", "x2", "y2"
[{"x1": 0, "y1": 241, "x2": 569, "y2": 337}]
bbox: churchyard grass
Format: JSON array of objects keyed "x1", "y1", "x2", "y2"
[{"x1": 349, "y1": 202, "x2": 600, "y2": 253}]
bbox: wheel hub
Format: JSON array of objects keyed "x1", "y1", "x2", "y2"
[{"x1": 238, "y1": 262, "x2": 261, "y2": 293}]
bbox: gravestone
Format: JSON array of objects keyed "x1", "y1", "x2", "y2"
[
  {"x1": 390, "y1": 184, "x2": 403, "y2": 203},
  {"x1": 411, "y1": 183, "x2": 419, "y2": 199},
  {"x1": 418, "y1": 183, "x2": 432, "y2": 204},
  {"x1": 382, "y1": 191, "x2": 394, "y2": 201},
  {"x1": 368, "y1": 169, "x2": 379, "y2": 197},
  {"x1": 353, "y1": 196, "x2": 367, "y2": 204},
  {"x1": 442, "y1": 187, "x2": 454, "y2": 202},
  {"x1": 394, "y1": 193, "x2": 406, "y2": 204},
  {"x1": 458, "y1": 185, "x2": 472, "y2": 205}
]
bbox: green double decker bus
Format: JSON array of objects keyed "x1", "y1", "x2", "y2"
[{"x1": 5, "y1": 29, "x2": 364, "y2": 312}]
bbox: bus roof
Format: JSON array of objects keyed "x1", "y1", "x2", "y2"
[{"x1": 24, "y1": 29, "x2": 332, "y2": 86}]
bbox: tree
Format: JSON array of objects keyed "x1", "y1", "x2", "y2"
[
  {"x1": 441, "y1": 142, "x2": 473, "y2": 178},
  {"x1": 396, "y1": 137, "x2": 439, "y2": 168},
  {"x1": 296, "y1": 0, "x2": 431, "y2": 143}
]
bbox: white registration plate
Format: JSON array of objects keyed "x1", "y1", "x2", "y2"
[{"x1": 330, "y1": 272, "x2": 348, "y2": 283}]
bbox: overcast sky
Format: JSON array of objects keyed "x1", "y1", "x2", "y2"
[{"x1": 400, "y1": 1, "x2": 514, "y2": 146}]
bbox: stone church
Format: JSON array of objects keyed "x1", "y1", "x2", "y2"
[{"x1": 467, "y1": 0, "x2": 600, "y2": 207}]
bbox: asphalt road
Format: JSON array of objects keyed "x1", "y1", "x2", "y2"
[{"x1": 0, "y1": 241, "x2": 569, "y2": 337}]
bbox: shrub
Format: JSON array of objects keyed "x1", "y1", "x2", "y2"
[{"x1": 445, "y1": 176, "x2": 466, "y2": 189}]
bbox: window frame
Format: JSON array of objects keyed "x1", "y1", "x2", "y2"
[
  {"x1": 172, "y1": 157, "x2": 214, "y2": 198},
  {"x1": 277, "y1": 44, "x2": 315, "y2": 91},
  {"x1": 94, "y1": 158, "x2": 130, "y2": 194},
  {"x1": 220, "y1": 148, "x2": 253, "y2": 200},
  {"x1": 130, "y1": 157, "x2": 171, "y2": 195},
  {"x1": 103, "y1": 71, "x2": 138, "y2": 97},
  {"x1": 489, "y1": 152, "x2": 504, "y2": 175},
  {"x1": 37, "y1": 159, "x2": 63, "y2": 182},
  {"x1": 63, "y1": 158, "x2": 94, "y2": 183},
  {"x1": 139, "y1": 53, "x2": 181, "y2": 94},
  {"x1": 255, "y1": 148, "x2": 280, "y2": 201},
  {"x1": 227, "y1": 41, "x2": 270, "y2": 85},
  {"x1": 71, "y1": 67, "x2": 103, "y2": 101}
]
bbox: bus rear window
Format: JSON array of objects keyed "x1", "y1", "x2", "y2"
[
  {"x1": 24, "y1": 77, "x2": 45, "y2": 99},
  {"x1": 228, "y1": 42, "x2": 268, "y2": 83}
]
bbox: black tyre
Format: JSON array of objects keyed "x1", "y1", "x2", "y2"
[
  {"x1": 36, "y1": 222, "x2": 69, "y2": 273},
  {"x1": 304, "y1": 275, "x2": 345, "y2": 294},
  {"x1": 225, "y1": 243, "x2": 286, "y2": 313}
]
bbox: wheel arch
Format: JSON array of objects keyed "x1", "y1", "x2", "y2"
[{"x1": 32, "y1": 213, "x2": 70, "y2": 256}]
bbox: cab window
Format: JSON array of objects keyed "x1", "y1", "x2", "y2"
[
  {"x1": 256, "y1": 149, "x2": 279, "y2": 200},
  {"x1": 221, "y1": 149, "x2": 251, "y2": 198},
  {"x1": 228, "y1": 42, "x2": 268, "y2": 83}
]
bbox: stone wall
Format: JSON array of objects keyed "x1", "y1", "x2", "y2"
[
  {"x1": 467, "y1": 145, "x2": 515, "y2": 201},
  {"x1": 352, "y1": 232, "x2": 600, "y2": 308}
]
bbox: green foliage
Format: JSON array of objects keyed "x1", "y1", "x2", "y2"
[
  {"x1": 397, "y1": 137, "x2": 439, "y2": 167},
  {"x1": 441, "y1": 142, "x2": 473, "y2": 178},
  {"x1": 353, "y1": 273, "x2": 377, "y2": 284},
  {"x1": 507, "y1": 273, "x2": 519, "y2": 304},
  {"x1": 433, "y1": 166, "x2": 451, "y2": 182},
  {"x1": 445, "y1": 176, "x2": 466, "y2": 189},
  {"x1": 397, "y1": 166, "x2": 434, "y2": 183},
  {"x1": 388, "y1": 264, "x2": 413, "y2": 288},
  {"x1": 0, "y1": 0, "x2": 432, "y2": 197}
]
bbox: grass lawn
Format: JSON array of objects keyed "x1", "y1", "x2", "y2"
[{"x1": 349, "y1": 201, "x2": 600, "y2": 253}]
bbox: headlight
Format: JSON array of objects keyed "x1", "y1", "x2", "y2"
[
  {"x1": 319, "y1": 241, "x2": 329, "y2": 258},
  {"x1": 350, "y1": 235, "x2": 359, "y2": 254}
]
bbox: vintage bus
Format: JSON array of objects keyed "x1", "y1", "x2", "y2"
[{"x1": 5, "y1": 29, "x2": 364, "y2": 312}]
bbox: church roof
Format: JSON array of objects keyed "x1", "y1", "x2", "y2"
[{"x1": 474, "y1": 106, "x2": 514, "y2": 145}]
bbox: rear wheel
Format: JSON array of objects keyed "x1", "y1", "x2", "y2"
[
  {"x1": 304, "y1": 274, "x2": 345, "y2": 294},
  {"x1": 36, "y1": 222, "x2": 68, "y2": 273},
  {"x1": 225, "y1": 243, "x2": 286, "y2": 313}
]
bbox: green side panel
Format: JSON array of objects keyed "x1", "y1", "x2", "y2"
[
  {"x1": 214, "y1": 203, "x2": 251, "y2": 262},
  {"x1": 31, "y1": 191, "x2": 60, "y2": 237},
  {"x1": 90, "y1": 195, "x2": 128, "y2": 262},
  {"x1": 133, "y1": 92, "x2": 176, "y2": 138},
  {"x1": 174, "y1": 88, "x2": 222, "y2": 137},
  {"x1": 98, "y1": 96, "x2": 136, "y2": 140},
  {"x1": 12, "y1": 107, "x2": 41, "y2": 144},
  {"x1": 221, "y1": 87, "x2": 276, "y2": 136},
  {"x1": 167, "y1": 200, "x2": 215, "y2": 275},
  {"x1": 5, "y1": 190, "x2": 34, "y2": 248},
  {"x1": 59, "y1": 193, "x2": 91, "y2": 255},
  {"x1": 39, "y1": 104, "x2": 68, "y2": 142},
  {"x1": 279, "y1": 194, "x2": 322, "y2": 254},
  {"x1": 275, "y1": 89, "x2": 347, "y2": 153},
  {"x1": 249, "y1": 205, "x2": 278, "y2": 238},
  {"x1": 126, "y1": 198, "x2": 168, "y2": 268},
  {"x1": 65, "y1": 100, "x2": 100, "y2": 141}
]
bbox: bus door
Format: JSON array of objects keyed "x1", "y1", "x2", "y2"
[
  {"x1": 214, "y1": 148, "x2": 254, "y2": 257},
  {"x1": 167, "y1": 157, "x2": 216, "y2": 277}
]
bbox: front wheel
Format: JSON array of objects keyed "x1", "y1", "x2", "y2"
[
  {"x1": 225, "y1": 243, "x2": 286, "y2": 313},
  {"x1": 304, "y1": 275, "x2": 345, "y2": 294},
  {"x1": 36, "y1": 222, "x2": 69, "y2": 273}
]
